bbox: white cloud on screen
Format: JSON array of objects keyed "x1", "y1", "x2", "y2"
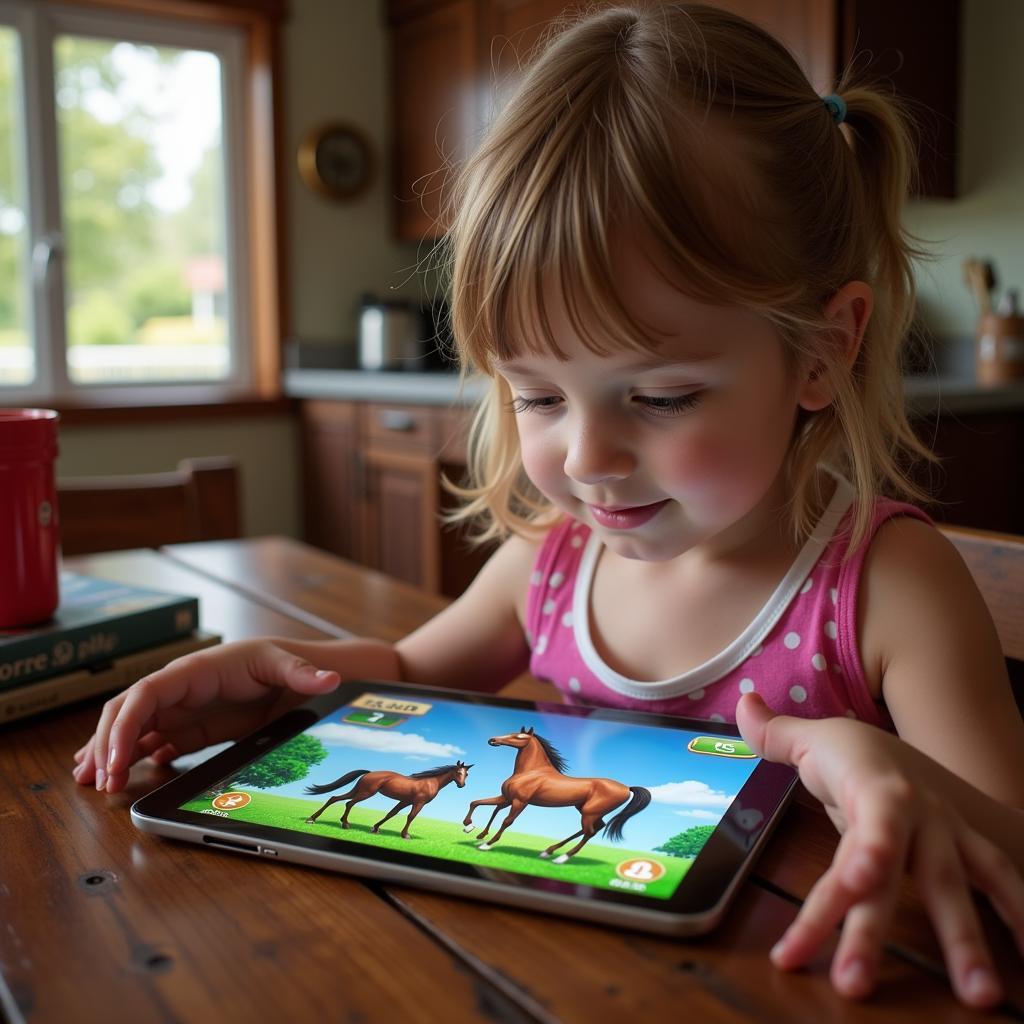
[
  {"x1": 648, "y1": 780, "x2": 736, "y2": 808},
  {"x1": 674, "y1": 809, "x2": 721, "y2": 821},
  {"x1": 308, "y1": 723, "x2": 465, "y2": 759}
]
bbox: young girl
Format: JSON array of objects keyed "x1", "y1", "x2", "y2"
[{"x1": 75, "y1": 3, "x2": 1024, "y2": 1008}]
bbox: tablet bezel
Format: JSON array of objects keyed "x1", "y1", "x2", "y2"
[{"x1": 131, "y1": 680, "x2": 797, "y2": 934}]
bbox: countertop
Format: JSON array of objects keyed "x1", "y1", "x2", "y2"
[{"x1": 284, "y1": 367, "x2": 1024, "y2": 416}]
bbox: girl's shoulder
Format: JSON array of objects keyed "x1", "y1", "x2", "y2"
[
  {"x1": 858, "y1": 512, "x2": 974, "y2": 620},
  {"x1": 855, "y1": 511, "x2": 1024, "y2": 804},
  {"x1": 855, "y1": 509, "x2": 997, "y2": 695}
]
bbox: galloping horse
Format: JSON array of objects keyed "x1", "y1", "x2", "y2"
[
  {"x1": 462, "y1": 727, "x2": 651, "y2": 863},
  {"x1": 304, "y1": 761, "x2": 473, "y2": 840}
]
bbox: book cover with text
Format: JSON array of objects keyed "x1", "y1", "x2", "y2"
[
  {"x1": 0, "y1": 573, "x2": 200, "y2": 691},
  {"x1": 0, "y1": 630, "x2": 221, "y2": 725}
]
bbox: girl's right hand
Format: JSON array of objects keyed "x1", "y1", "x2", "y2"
[
  {"x1": 737, "y1": 692, "x2": 1024, "y2": 1010},
  {"x1": 72, "y1": 640, "x2": 340, "y2": 795}
]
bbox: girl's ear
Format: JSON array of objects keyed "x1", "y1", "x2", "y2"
[{"x1": 798, "y1": 280, "x2": 873, "y2": 412}]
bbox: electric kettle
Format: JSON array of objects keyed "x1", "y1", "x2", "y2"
[{"x1": 357, "y1": 295, "x2": 422, "y2": 371}]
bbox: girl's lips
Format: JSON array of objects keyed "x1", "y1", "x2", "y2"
[{"x1": 588, "y1": 500, "x2": 670, "y2": 530}]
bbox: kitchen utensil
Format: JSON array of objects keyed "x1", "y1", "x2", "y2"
[
  {"x1": 976, "y1": 288, "x2": 1024, "y2": 385},
  {"x1": 963, "y1": 258, "x2": 995, "y2": 315}
]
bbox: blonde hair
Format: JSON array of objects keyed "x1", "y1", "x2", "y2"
[{"x1": 443, "y1": 1, "x2": 934, "y2": 550}]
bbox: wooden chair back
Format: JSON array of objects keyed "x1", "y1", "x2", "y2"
[
  {"x1": 939, "y1": 523, "x2": 1024, "y2": 706},
  {"x1": 58, "y1": 456, "x2": 241, "y2": 556}
]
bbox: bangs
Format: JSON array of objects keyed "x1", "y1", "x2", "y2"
[{"x1": 448, "y1": 11, "x2": 788, "y2": 374}]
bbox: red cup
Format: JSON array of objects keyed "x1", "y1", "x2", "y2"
[{"x1": 0, "y1": 409, "x2": 61, "y2": 628}]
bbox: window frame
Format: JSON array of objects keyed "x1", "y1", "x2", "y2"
[{"x1": 0, "y1": 0, "x2": 285, "y2": 410}]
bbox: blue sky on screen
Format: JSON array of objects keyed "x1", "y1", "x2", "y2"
[{"x1": 228, "y1": 696, "x2": 760, "y2": 853}]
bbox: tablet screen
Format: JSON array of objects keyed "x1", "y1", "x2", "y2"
[{"x1": 177, "y1": 687, "x2": 766, "y2": 903}]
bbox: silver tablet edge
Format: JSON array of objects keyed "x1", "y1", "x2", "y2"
[{"x1": 131, "y1": 779, "x2": 796, "y2": 939}]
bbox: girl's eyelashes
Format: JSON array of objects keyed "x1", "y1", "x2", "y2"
[
  {"x1": 634, "y1": 392, "x2": 702, "y2": 416},
  {"x1": 508, "y1": 392, "x2": 702, "y2": 416},
  {"x1": 509, "y1": 394, "x2": 563, "y2": 414}
]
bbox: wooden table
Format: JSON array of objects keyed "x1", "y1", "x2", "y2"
[{"x1": 2, "y1": 537, "x2": 1021, "y2": 1024}]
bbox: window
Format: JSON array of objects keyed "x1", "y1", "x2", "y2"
[{"x1": 0, "y1": 1, "x2": 280, "y2": 406}]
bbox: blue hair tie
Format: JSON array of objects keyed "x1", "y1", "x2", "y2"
[{"x1": 823, "y1": 93, "x2": 847, "y2": 125}]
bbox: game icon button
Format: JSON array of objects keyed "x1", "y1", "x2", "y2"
[
  {"x1": 687, "y1": 737, "x2": 756, "y2": 758},
  {"x1": 615, "y1": 858, "x2": 666, "y2": 882},
  {"x1": 344, "y1": 710, "x2": 405, "y2": 728},
  {"x1": 212, "y1": 791, "x2": 251, "y2": 810}
]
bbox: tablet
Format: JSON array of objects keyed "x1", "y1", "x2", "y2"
[{"x1": 131, "y1": 680, "x2": 798, "y2": 936}]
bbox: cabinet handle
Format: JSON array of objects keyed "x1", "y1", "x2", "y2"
[{"x1": 377, "y1": 409, "x2": 417, "y2": 432}]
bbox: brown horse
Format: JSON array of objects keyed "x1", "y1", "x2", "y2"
[
  {"x1": 304, "y1": 761, "x2": 473, "y2": 840},
  {"x1": 462, "y1": 727, "x2": 650, "y2": 862}
]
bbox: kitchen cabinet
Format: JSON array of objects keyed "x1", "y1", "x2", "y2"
[
  {"x1": 301, "y1": 400, "x2": 361, "y2": 561},
  {"x1": 300, "y1": 388, "x2": 1022, "y2": 599},
  {"x1": 301, "y1": 398, "x2": 492, "y2": 596},
  {"x1": 388, "y1": 0, "x2": 959, "y2": 240},
  {"x1": 390, "y1": 0, "x2": 480, "y2": 241},
  {"x1": 837, "y1": 0, "x2": 960, "y2": 197},
  {"x1": 910, "y1": 410, "x2": 1024, "y2": 534}
]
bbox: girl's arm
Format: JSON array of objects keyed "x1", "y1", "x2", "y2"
[
  {"x1": 76, "y1": 535, "x2": 539, "y2": 793},
  {"x1": 858, "y1": 516, "x2": 1024, "y2": 809},
  {"x1": 738, "y1": 516, "x2": 1024, "y2": 1009},
  {"x1": 396, "y1": 533, "x2": 538, "y2": 689}
]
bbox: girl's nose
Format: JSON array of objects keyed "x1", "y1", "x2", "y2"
[{"x1": 563, "y1": 420, "x2": 635, "y2": 484}]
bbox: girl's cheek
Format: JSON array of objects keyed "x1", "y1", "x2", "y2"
[
  {"x1": 659, "y1": 430, "x2": 775, "y2": 510},
  {"x1": 517, "y1": 430, "x2": 560, "y2": 492},
  {"x1": 658, "y1": 429, "x2": 725, "y2": 485}
]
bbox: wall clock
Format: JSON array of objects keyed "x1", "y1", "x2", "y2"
[{"x1": 297, "y1": 123, "x2": 373, "y2": 201}]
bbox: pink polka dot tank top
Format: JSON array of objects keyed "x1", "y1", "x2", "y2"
[{"x1": 524, "y1": 478, "x2": 930, "y2": 727}]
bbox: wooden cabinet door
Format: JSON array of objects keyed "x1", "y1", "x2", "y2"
[
  {"x1": 479, "y1": 0, "x2": 576, "y2": 121},
  {"x1": 391, "y1": 0, "x2": 480, "y2": 240},
  {"x1": 361, "y1": 446, "x2": 441, "y2": 591},
  {"x1": 839, "y1": 0, "x2": 960, "y2": 197},
  {"x1": 716, "y1": 1, "x2": 836, "y2": 91},
  {"x1": 300, "y1": 401, "x2": 361, "y2": 561},
  {"x1": 911, "y1": 411, "x2": 1024, "y2": 533}
]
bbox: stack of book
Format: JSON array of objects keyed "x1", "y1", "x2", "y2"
[{"x1": 0, "y1": 572, "x2": 220, "y2": 725}]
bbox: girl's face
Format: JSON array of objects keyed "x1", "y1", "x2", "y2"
[{"x1": 496, "y1": 243, "x2": 817, "y2": 563}]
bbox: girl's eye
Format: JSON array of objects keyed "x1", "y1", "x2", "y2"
[
  {"x1": 509, "y1": 395, "x2": 562, "y2": 414},
  {"x1": 634, "y1": 392, "x2": 702, "y2": 416}
]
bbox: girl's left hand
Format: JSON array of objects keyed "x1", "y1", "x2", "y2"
[{"x1": 736, "y1": 692, "x2": 1024, "y2": 1010}]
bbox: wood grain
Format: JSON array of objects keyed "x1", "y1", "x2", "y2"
[
  {"x1": 0, "y1": 705, "x2": 520, "y2": 1024},
  {"x1": 0, "y1": 551, "x2": 525, "y2": 1024},
  {"x1": 7, "y1": 543, "x2": 1018, "y2": 1022},
  {"x1": 162, "y1": 536, "x2": 449, "y2": 641},
  {"x1": 169, "y1": 537, "x2": 1024, "y2": 1017},
  {"x1": 387, "y1": 882, "x2": 1003, "y2": 1024}
]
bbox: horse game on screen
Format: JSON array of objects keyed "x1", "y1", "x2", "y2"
[{"x1": 180, "y1": 692, "x2": 764, "y2": 899}]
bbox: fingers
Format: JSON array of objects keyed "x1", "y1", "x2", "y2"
[
  {"x1": 735, "y1": 692, "x2": 810, "y2": 768},
  {"x1": 735, "y1": 692, "x2": 773, "y2": 756},
  {"x1": 827, "y1": 837, "x2": 907, "y2": 999},
  {"x1": 771, "y1": 815, "x2": 907, "y2": 974},
  {"x1": 771, "y1": 775, "x2": 912, "y2": 1000},
  {"x1": 958, "y1": 827, "x2": 1024, "y2": 959},
  {"x1": 225, "y1": 643, "x2": 340, "y2": 703},
  {"x1": 912, "y1": 818, "x2": 1003, "y2": 1009},
  {"x1": 91, "y1": 643, "x2": 337, "y2": 793},
  {"x1": 73, "y1": 731, "x2": 168, "y2": 786}
]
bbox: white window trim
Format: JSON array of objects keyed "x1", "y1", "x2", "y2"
[{"x1": 0, "y1": 0, "x2": 254, "y2": 405}]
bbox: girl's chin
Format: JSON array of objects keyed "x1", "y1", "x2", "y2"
[{"x1": 596, "y1": 526, "x2": 694, "y2": 563}]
